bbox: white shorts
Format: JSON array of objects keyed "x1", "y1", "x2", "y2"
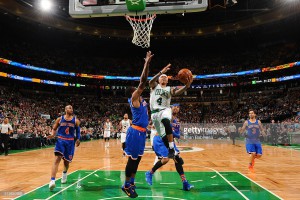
[
  {"x1": 121, "y1": 132, "x2": 126, "y2": 143},
  {"x1": 104, "y1": 131, "x2": 110, "y2": 138},
  {"x1": 151, "y1": 108, "x2": 172, "y2": 137}
]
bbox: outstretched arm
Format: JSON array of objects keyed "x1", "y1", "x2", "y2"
[
  {"x1": 171, "y1": 76, "x2": 193, "y2": 96},
  {"x1": 132, "y1": 51, "x2": 154, "y2": 107},
  {"x1": 149, "y1": 64, "x2": 171, "y2": 89}
]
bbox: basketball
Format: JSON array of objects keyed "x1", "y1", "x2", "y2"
[{"x1": 178, "y1": 68, "x2": 193, "y2": 84}]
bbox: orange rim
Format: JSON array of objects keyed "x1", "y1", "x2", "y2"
[{"x1": 125, "y1": 14, "x2": 156, "y2": 22}]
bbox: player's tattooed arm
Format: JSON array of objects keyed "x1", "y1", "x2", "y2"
[
  {"x1": 239, "y1": 120, "x2": 248, "y2": 134},
  {"x1": 149, "y1": 63, "x2": 171, "y2": 89},
  {"x1": 171, "y1": 75, "x2": 192, "y2": 96},
  {"x1": 258, "y1": 120, "x2": 266, "y2": 136}
]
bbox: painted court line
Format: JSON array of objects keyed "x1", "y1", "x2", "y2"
[
  {"x1": 208, "y1": 168, "x2": 249, "y2": 200},
  {"x1": 98, "y1": 196, "x2": 187, "y2": 200},
  {"x1": 191, "y1": 180, "x2": 203, "y2": 182},
  {"x1": 14, "y1": 170, "x2": 79, "y2": 200},
  {"x1": 94, "y1": 174, "x2": 99, "y2": 177},
  {"x1": 237, "y1": 172, "x2": 283, "y2": 200},
  {"x1": 104, "y1": 178, "x2": 115, "y2": 181},
  {"x1": 45, "y1": 166, "x2": 111, "y2": 200},
  {"x1": 160, "y1": 183, "x2": 177, "y2": 185},
  {"x1": 187, "y1": 164, "x2": 249, "y2": 199}
]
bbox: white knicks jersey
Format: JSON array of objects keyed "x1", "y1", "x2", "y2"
[
  {"x1": 150, "y1": 84, "x2": 171, "y2": 111},
  {"x1": 121, "y1": 119, "x2": 130, "y2": 133},
  {"x1": 104, "y1": 122, "x2": 111, "y2": 131}
]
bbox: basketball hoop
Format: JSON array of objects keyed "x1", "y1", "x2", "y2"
[{"x1": 125, "y1": 13, "x2": 156, "y2": 48}]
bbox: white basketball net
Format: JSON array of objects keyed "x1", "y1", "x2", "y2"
[{"x1": 125, "y1": 13, "x2": 156, "y2": 48}]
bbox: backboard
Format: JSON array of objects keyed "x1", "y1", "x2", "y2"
[{"x1": 69, "y1": 0, "x2": 208, "y2": 18}]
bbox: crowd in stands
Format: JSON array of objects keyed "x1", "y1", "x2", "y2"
[{"x1": 0, "y1": 85, "x2": 299, "y2": 149}]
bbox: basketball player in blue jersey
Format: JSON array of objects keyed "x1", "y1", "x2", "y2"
[
  {"x1": 239, "y1": 109, "x2": 265, "y2": 170},
  {"x1": 47, "y1": 105, "x2": 81, "y2": 191},
  {"x1": 146, "y1": 103, "x2": 194, "y2": 191},
  {"x1": 121, "y1": 51, "x2": 153, "y2": 198},
  {"x1": 171, "y1": 104, "x2": 181, "y2": 140}
]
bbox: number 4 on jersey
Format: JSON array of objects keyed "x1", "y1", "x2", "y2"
[
  {"x1": 157, "y1": 97, "x2": 162, "y2": 106},
  {"x1": 65, "y1": 127, "x2": 69, "y2": 134}
]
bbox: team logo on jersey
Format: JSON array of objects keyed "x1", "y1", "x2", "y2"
[{"x1": 155, "y1": 89, "x2": 169, "y2": 98}]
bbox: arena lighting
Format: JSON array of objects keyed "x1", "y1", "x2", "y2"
[
  {"x1": 226, "y1": 0, "x2": 237, "y2": 7},
  {"x1": 39, "y1": 0, "x2": 52, "y2": 11}
]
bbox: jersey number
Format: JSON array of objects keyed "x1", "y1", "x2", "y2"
[
  {"x1": 251, "y1": 128, "x2": 256, "y2": 134},
  {"x1": 65, "y1": 127, "x2": 69, "y2": 135},
  {"x1": 157, "y1": 97, "x2": 162, "y2": 106}
]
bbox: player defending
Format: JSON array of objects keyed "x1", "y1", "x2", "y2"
[
  {"x1": 239, "y1": 109, "x2": 265, "y2": 170},
  {"x1": 104, "y1": 118, "x2": 112, "y2": 148},
  {"x1": 120, "y1": 113, "x2": 132, "y2": 156},
  {"x1": 121, "y1": 51, "x2": 153, "y2": 198},
  {"x1": 146, "y1": 103, "x2": 194, "y2": 190},
  {"x1": 48, "y1": 105, "x2": 80, "y2": 191}
]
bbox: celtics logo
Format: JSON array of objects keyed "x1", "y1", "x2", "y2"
[{"x1": 128, "y1": 0, "x2": 141, "y2": 5}]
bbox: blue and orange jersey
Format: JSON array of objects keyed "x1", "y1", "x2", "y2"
[
  {"x1": 246, "y1": 119, "x2": 261, "y2": 143},
  {"x1": 128, "y1": 98, "x2": 149, "y2": 129},
  {"x1": 172, "y1": 118, "x2": 180, "y2": 139},
  {"x1": 57, "y1": 115, "x2": 76, "y2": 139}
]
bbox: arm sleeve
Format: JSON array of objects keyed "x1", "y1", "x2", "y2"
[{"x1": 76, "y1": 126, "x2": 81, "y2": 140}]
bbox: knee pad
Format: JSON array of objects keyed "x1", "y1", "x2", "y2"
[{"x1": 174, "y1": 155, "x2": 184, "y2": 165}]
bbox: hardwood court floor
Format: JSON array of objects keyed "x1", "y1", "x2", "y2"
[{"x1": 0, "y1": 139, "x2": 299, "y2": 199}]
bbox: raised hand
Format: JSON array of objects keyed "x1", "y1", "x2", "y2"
[
  {"x1": 144, "y1": 51, "x2": 154, "y2": 65},
  {"x1": 161, "y1": 63, "x2": 171, "y2": 74}
]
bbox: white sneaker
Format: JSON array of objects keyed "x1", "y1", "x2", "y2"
[
  {"x1": 49, "y1": 180, "x2": 56, "y2": 191},
  {"x1": 61, "y1": 172, "x2": 67, "y2": 184}
]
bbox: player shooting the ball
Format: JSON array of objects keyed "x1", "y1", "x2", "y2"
[{"x1": 146, "y1": 65, "x2": 194, "y2": 191}]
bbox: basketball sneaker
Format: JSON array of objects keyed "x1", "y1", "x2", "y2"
[
  {"x1": 61, "y1": 172, "x2": 67, "y2": 184},
  {"x1": 131, "y1": 183, "x2": 136, "y2": 190},
  {"x1": 49, "y1": 180, "x2": 56, "y2": 191},
  {"x1": 183, "y1": 180, "x2": 194, "y2": 191},
  {"x1": 145, "y1": 171, "x2": 153, "y2": 186},
  {"x1": 121, "y1": 185, "x2": 138, "y2": 198}
]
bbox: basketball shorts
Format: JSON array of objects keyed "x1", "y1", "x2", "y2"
[
  {"x1": 54, "y1": 138, "x2": 75, "y2": 162},
  {"x1": 104, "y1": 131, "x2": 111, "y2": 138},
  {"x1": 121, "y1": 132, "x2": 126, "y2": 143},
  {"x1": 153, "y1": 135, "x2": 179, "y2": 158},
  {"x1": 124, "y1": 126, "x2": 146, "y2": 160},
  {"x1": 246, "y1": 143, "x2": 262, "y2": 155},
  {"x1": 151, "y1": 108, "x2": 172, "y2": 137}
]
